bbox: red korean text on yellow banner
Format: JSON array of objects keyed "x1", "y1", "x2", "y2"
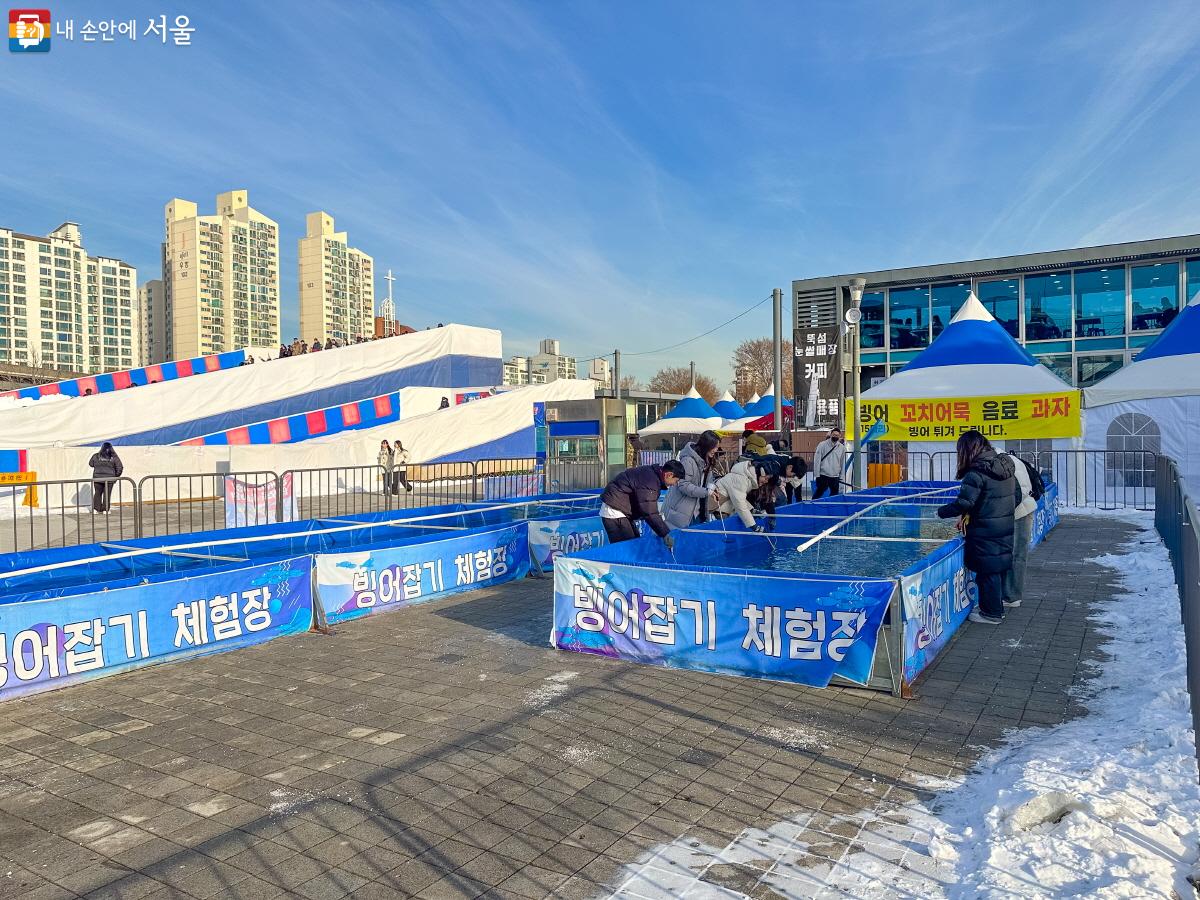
[{"x1": 846, "y1": 391, "x2": 1081, "y2": 441}]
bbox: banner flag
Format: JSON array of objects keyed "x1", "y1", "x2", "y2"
[
  {"x1": 315, "y1": 522, "x2": 530, "y2": 624},
  {"x1": 0, "y1": 556, "x2": 314, "y2": 702},
  {"x1": 553, "y1": 557, "x2": 894, "y2": 688},
  {"x1": 848, "y1": 391, "x2": 1081, "y2": 441}
]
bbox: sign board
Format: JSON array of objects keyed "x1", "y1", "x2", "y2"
[
  {"x1": 847, "y1": 391, "x2": 1082, "y2": 441},
  {"x1": 793, "y1": 326, "x2": 842, "y2": 428}
]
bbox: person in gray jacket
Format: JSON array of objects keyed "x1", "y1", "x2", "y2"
[
  {"x1": 1001, "y1": 451, "x2": 1037, "y2": 608},
  {"x1": 662, "y1": 430, "x2": 720, "y2": 530},
  {"x1": 88, "y1": 442, "x2": 123, "y2": 513}
]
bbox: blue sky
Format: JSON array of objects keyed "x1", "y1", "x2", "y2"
[{"x1": 4, "y1": 0, "x2": 1200, "y2": 384}]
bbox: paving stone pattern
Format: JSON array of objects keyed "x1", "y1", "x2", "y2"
[{"x1": 0, "y1": 515, "x2": 1135, "y2": 899}]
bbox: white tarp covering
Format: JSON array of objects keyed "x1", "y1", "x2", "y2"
[
  {"x1": 23, "y1": 379, "x2": 595, "y2": 486},
  {"x1": 0, "y1": 324, "x2": 501, "y2": 449}
]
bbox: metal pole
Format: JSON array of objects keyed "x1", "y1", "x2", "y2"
[
  {"x1": 614, "y1": 349, "x2": 621, "y2": 399},
  {"x1": 689, "y1": 360, "x2": 696, "y2": 390},
  {"x1": 852, "y1": 321, "x2": 863, "y2": 489},
  {"x1": 848, "y1": 277, "x2": 866, "y2": 490},
  {"x1": 772, "y1": 288, "x2": 784, "y2": 436}
]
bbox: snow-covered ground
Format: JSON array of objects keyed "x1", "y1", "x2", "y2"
[{"x1": 609, "y1": 510, "x2": 1200, "y2": 899}]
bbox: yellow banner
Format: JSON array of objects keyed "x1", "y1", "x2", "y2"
[
  {"x1": 0, "y1": 471, "x2": 38, "y2": 507},
  {"x1": 847, "y1": 391, "x2": 1081, "y2": 441}
]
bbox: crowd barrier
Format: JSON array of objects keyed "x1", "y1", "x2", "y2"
[
  {"x1": 1, "y1": 458, "x2": 608, "y2": 553},
  {"x1": 0, "y1": 493, "x2": 601, "y2": 702},
  {"x1": 927, "y1": 449, "x2": 1156, "y2": 510},
  {"x1": 1154, "y1": 455, "x2": 1200, "y2": 778}
]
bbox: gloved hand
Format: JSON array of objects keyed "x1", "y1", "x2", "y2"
[
  {"x1": 664, "y1": 534, "x2": 676, "y2": 550},
  {"x1": 752, "y1": 524, "x2": 765, "y2": 533}
]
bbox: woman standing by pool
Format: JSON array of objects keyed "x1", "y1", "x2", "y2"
[{"x1": 937, "y1": 429, "x2": 1021, "y2": 625}]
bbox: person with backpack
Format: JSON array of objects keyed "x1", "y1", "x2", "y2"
[
  {"x1": 937, "y1": 430, "x2": 1021, "y2": 624},
  {"x1": 1001, "y1": 451, "x2": 1044, "y2": 609}
]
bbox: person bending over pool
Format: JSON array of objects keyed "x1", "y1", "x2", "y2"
[
  {"x1": 711, "y1": 460, "x2": 781, "y2": 533},
  {"x1": 936, "y1": 429, "x2": 1021, "y2": 625},
  {"x1": 600, "y1": 460, "x2": 685, "y2": 547}
]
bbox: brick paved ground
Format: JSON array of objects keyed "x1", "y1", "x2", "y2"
[{"x1": 0, "y1": 514, "x2": 1137, "y2": 899}]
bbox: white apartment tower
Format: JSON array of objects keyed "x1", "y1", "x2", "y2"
[
  {"x1": 0, "y1": 222, "x2": 138, "y2": 374},
  {"x1": 298, "y1": 212, "x2": 375, "y2": 345},
  {"x1": 139, "y1": 279, "x2": 167, "y2": 365},
  {"x1": 531, "y1": 338, "x2": 577, "y2": 382},
  {"x1": 163, "y1": 191, "x2": 280, "y2": 359}
]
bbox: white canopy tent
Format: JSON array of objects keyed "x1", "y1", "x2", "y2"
[
  {"x1": 638, "y1": 387, "x2": 723, "y2": 437},
  {"x1": 858, "y1": 294, "x2": 1078, "y2": 482},
  {"x1": 1083, "y1": 295, "x2": 1200, "y2": 492}
]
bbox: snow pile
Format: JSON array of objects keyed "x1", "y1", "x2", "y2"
[
  {"x1": 0, "y1": 392, "x2": 73, "y2": 411},
  {"x1": 918, "y1": 511, "x2": 1200, "y2": 897},
  {"x1": 523, "y1": 670, "x2": 579, "y2": 709},
  {"x1": 605, "y1": 511, "x2": 1200, "y2": 899}
]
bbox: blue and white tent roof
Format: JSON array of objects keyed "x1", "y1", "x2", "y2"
[
  {"x1": 638, "y1": 387, "x2": 723, "y2": 435},
  {"x1": 861, "y1": 293, "x2": 1072, "y2": 399},
  {"x1": 713, "y1": 390, "x2": 745, "y2": 420},
  {"x1": 743, "y1": 383, "x2": 794, "y2": 417},
  {"x1": 1085, "y1": 294, "x2": 1200, "y2": 405}
]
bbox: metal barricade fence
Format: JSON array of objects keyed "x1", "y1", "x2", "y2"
[
  {"x1": 475, "y1": 458, "x2": 542, "y2": 501},
  {"x1": 1153, "y1": 455, "x2": 1200, "y2": 778},
  {"x1": 546, "y1": 456, "x2": 606, "y2": 493},
  {"x1": 138, "y1": 471, "x2": 281, "y2": 537},
  {"x1": 1, "y1": 476, "x2": 138, "y2": 554},
  {"x1": 929, "y1": 449, "x2": 1158, "y2": 510},
  {"x1": 283, "y1": 465, "x2": 390, "y2": 521}
]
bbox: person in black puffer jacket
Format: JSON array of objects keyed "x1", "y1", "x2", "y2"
[
  {"x1": 88, "y1": 442, "x2": 124, "y2": 514},
  {"x1": 600, "y1": 461, "x2": 684, "y2": 546},
  {"x1": 937, "y1": 430, "x2": 1021, "y2": 624}
]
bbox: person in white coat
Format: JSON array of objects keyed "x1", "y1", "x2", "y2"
[
  {"x1": 393, "y1": 440, "x2": 414, "y2": 493},
  {"x1": 1001, "y1": 451, "x2": 1036, "y2": 607},
  {"x1": 711, "y1": 460, "x2": 781, "y2": 532}
]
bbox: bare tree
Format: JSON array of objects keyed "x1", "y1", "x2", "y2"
[
  {"x1": 619, "y1": 375, "x2": 641, "y2": 392},
  {"x1": 731, "y1": 338, "x2": 793, "y2": 404},
  {"x1": 647, "y1": 367, "x2": 719, "y2": 405}
]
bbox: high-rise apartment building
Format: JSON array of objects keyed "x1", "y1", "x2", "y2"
[
  {"x1": 139, "y1": 279, "x2": 167, "y2": 365},
  {"x1": 298, "y1": 212, "x2": 375, "y2": 345},
  {"x1": 163, "y1": 190, "x2": 280, "y2": 359},
  {"x1": 531, "y1": 338, "x2": 577, "y2": 382},
  {"x1": 0, "y1": 222, "x2": 138, "y2": 374},
  {"x1": 501, "y1": 356, "x2": 547, "y2": 386}
]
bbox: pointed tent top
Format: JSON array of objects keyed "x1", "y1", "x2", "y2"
[
  {"x1": 684, "y1": 386, "x2": 702, "y2": 399},
  {"x1": 639, "y1": 391, "x2": 723, "y2": 435},
  {"x1": 863, "y1": 291, "x2": 1070, "y2": 399},
  {"x1": 748, "y1": 391, "x2": 761, "y2": 405},
  {"x1": 1085, "y1": 297, "x2": 1200, "y2": 404},
  {"x1": 949, "y1": 292, "x2": 994, "y2": 324},
  {"x1": 713, "y1": 391, "x2": 746, "y2": 420}
]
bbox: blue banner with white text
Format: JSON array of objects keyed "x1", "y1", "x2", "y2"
[
  {"x1": 0, "y1": 556, "x2": 314, "y2": 701},
  {"x1": 553, "y1": 556, "x2": 895, "y2": 687},
  {"x1": 899, "y1": 540, "x2": 975, "y2": 685},
  {"x1": 315, "y1": 522, "x2": 530, "y2": 624}
]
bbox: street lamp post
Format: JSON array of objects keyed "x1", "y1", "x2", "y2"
[{"x1": 847, "y1": 277, "x2": 867, "y2": 489}]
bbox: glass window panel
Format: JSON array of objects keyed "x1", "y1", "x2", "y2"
[
  {"x1": 1074, "y1": 266, "x2": 1125, "y2": 337},
  {"x1": 1035, "y1": 354, "x2": 1074, "y2": 386},
  {"x1": 1186, "y1": 257, "x2": 1200, "y2": 305},
  {"x1": 888, "y1": 286, "x2": 929, "y2": 350},
  {"x1": 861, "y1": 364, "x2": 886, "y2": 390},
  {"x1": 977, "y1": 278, "x2": 1020, "y2": 338},
  {"x1": 1130, "y1": 262, "x2": 1178, "y2": 332},
  {"x1": 930, "y1": 282, "x2": 970, "y2": 338},
  {"x1": 1024, "y1": 272, "x2": 1071, "y2": 341},
  {"x1": 1076, "y1": 353, "x2": 1125, "y2": 388},
  {"x1": 859, "y1": 291, "x2": 884, "y2": 349}
]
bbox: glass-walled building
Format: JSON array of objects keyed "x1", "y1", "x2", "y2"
[{"x1": 792, "y1": 234, "x2": 1200, "y2": 391}]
